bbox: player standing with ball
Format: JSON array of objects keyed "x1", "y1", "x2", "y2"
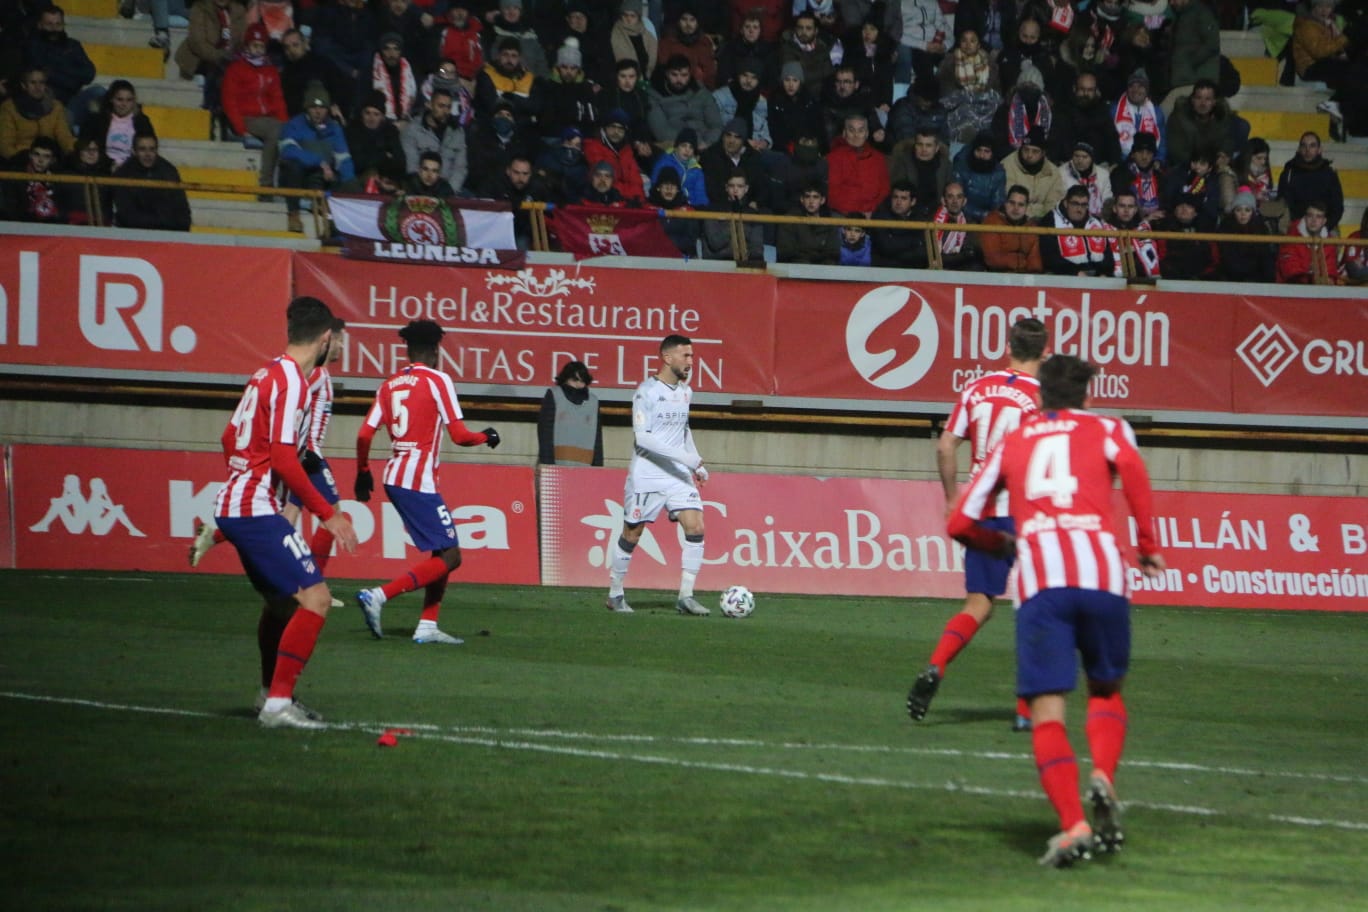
[{"x1": 605, "y1": 334, "x2": 711, "y2": 616}]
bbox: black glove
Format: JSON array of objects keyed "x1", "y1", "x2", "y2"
[
  {"x1": 300, "y1": 449, "x2": 323, "y2": 474},
  {"x1": 481, "y1": 427, "x2": 501, "y2": 449},
  {"x1": 354, "y1": 468, "x2": 374, "y2": 502}
]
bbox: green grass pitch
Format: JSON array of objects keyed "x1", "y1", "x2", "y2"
[{"x1": 2, "y1": 570, "x2": 1366, "y2": 911}]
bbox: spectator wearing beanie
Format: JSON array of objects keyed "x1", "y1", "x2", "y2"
[
  {"x1": 584, "y1": 108, "x2": 647, "y2": 202},
  {"x1": 1218, "y1": 187, "x2": 1276, "y2": 283},
  {"x1": 611, "y1": 0, "x2": 658, "y2": 80},
  {"x1": 372, "y1": 32, "x2": 417, "y2": 122},
  {"x1": 769, "y1": 60, "x2": 827, "y2": 154},
  {"x1": 540, "y1": 41, "x2": 600, "y2": 141},
  {"x1": 221, "y1": 23, "x2": 288, "y2": 189},
  {"x1": 952, "y1": 129, "x2": 1006, "y2": 221},
  {"x1": 346, "y1": 90, "x2": 405, "y2": 179},
  {"x1": 649, "y1": 166, "x2": 702, "y2": 256},
  {"x1": 658, "y1": 3, "x2": 720, "y2": 90},
  {"x1": 651, "y1": 127, "x2": 709, "y2": 205},
  {"x1": 1003, "y1": 126, "x2": 1063, "y2": 219},
  {"x1": 484, "y1": 0, "x2": 549, "y2": 79}
]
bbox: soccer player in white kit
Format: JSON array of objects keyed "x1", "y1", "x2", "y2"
[{"x1": 605, "y1": 334, "x2": 711, "y2": 616}]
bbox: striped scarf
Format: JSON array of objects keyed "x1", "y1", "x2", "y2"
[
  {"x1": 954, "y1": 49, "x2": 992, "y2": 92},
  {"x1": 934, "y1": 206, "x2": 967, "y2": 252}
]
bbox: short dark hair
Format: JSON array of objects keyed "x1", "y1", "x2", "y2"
[
  {"x1": 555, "y1": 360, "x2": 594, "y2": 385},
  {"x1": 429, "y1": 87, "x2": 454, "y2": 103},
  {"x1": 418, "y1": 150, "x2": 442, "y2": 167},
  {"x1": 399, "y1": 319, "x2": 445, "y2": 359},
  {"x1": 801, "y1": 180, "x2": 826, "y2": 196},
  {"x1": 660, "y1": 334, "x2": 691, "y2": 355},
  {"x1": 1006, "y1": 183, "x2": 1030, "y2": 199},
  {"x1": 1009, "y1": 318, "x2": 1048, "y2": 362},
  {"x1": 615, "y1": 58, "x2": 640, "y2": 75},
  {"x1": 1039, "y1": 354, "x2": 1096, "y2": 409},
  {"x1": 1064, "y1": 184, "x2": 1090, "y2": 202},
  {"x1": 1304, "y1": 200, "x2": 1329, "y2": 215},
  {"x1": 29, "y1": 135, "x2": 60, "y2": 156},
  {"x1": 286, "y1": 296, "x2": 336, "y2": 344},
  {"x1": 665, "y1": 54, "x2": 691, "y2": 72},
  {"x1": 1192, "y1": 77, "x2": 1219, "y2": 96},
  {"x1": 891, "y1": 180, "x2": 916, "y2": 196},
  {"x1": 132, "y1": 129, "x2": 158, "y2": 149}
]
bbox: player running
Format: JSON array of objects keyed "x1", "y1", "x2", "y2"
[
  {"x1": 947, "y1": 354, "x2": 1165, "y2": 867},
  {"x1": 605, "y1": 334, "x2": 710, "y2": 616},
  {"x1": 213, "y1": 296, "x2": 358, "y2": 730},
  {"x1": 353, "y1": 320, "x2": 500, "y2": 644},
  {"x1": 908, "y1": 317, "x2": 1047, "y2": 730}
]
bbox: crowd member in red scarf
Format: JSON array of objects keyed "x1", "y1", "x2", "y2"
[
  {"x1": 1111, "y1": 130, "x2": 1165, "y2": 220},
  {"x1": 1276, "y1": 201, "x2": 1341, "y2": 284},
  {"x1": 1103, "y1": 189, "x2": 1160, "y2": 278},
  {"x1": 933, "y1": 180, "x2": 983, "y2": 270},
  {"x1": 1040, "y1": 185, "x2": 1114, "y2": 276},
  {"x1": 371, "y1": 33, "x2": 417, "y2": 123},
  {"x1": 4, "y1": 137, "x2": 67, "y2": 224},
  {"x1": 222, "y1": 23, "x2": 288, "y2": 189}
]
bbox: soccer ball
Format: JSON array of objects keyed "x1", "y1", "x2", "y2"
[{"x1": 719, "y1": 585, "x2": 755, "y2": 619}]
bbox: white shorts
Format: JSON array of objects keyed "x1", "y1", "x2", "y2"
[{"x1": 622, "y1": 476, "x2": 701, "y2": 525}]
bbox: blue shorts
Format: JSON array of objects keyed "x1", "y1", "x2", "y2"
[
  {"x1": 385, "y1": 484, "x2": 460, "y2": 552},
  {"x1": 964, "y1": 516, "x2": 1015, "y2": 597},
  {"x1": 287, "y1": 459, "x2": 341, "y2": 509},
  {"x1": 1016, "y1": 587, "x2": 1131, "y2": 698},
  {"x1": 217, "y1": 513, "x2": 324, "y2": 599}
]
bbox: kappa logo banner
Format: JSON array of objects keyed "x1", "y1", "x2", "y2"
[
  {"x1": 9, "y1": 445, "x2": 539, "y2": 584},
  {"x1": 330, "y1": 195, "x2": 526, "y2": 268}
]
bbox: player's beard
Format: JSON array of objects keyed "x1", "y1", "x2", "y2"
[{"x1": 671, "y1": 365, "x2": 690, "y2": 383}]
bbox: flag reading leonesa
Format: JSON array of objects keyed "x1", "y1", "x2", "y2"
[{"x1": 329, "y1": 195, "x2": 525, "y2": 268}]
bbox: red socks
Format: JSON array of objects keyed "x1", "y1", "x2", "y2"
[
  {"x1": 310, "y1": 525, "x2": 335, "y2": 573},
  {"x1": 929, "y1": 612, "x2": 981, "y2": 671},
  {"x1": 381, "y1": 556, "x2": 452, "y2": 600},
  {"x1": 257, "y1": 608, "x2": 290, "y2": 688},
  {"x1": 267, "y1": 609, "x2": 326, "y2": 700},
  {"x1": 1086, "y1": 693, "x2": 1128, "y2": 782},
  {"x1": 1033, "y1": 720, "x2": 1085, "y2": 830},
  {"x1": 1016, "y1": 697, "x2": 1031, "y2": 720}
]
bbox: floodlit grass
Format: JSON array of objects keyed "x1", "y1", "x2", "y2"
[{"x1": 2, "y1": 570, "x2": 1366, "y2": 911}]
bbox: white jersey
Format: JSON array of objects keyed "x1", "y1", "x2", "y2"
[{"x1": 628, "y1": 375, "x2": 701, "y2": 489}]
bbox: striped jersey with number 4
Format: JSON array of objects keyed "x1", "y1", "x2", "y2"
[
  {"x1": 215, "y1": 355, "x2": 312, "y2": 518},
  {"x1": 952, "y1": 409, "x2": 1158, "y2": 603},
  {"x1": 945, "y1": 369, "x2": 1040, "y2": 517},
  {"x1": 363, "y1": 363, "x2": 465, "y2": 493}
]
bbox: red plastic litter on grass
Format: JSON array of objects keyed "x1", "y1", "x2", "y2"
[{"x1": 376, "y1": 727, "x2": 413, "y2": 747}]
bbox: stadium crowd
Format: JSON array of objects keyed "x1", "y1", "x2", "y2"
[{"x1": 0, "y1": 0, "x2": 1365, "y2": 281}]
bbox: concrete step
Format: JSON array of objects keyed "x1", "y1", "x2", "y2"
[
  {"x1": 64, "y1": 0, "x2": 121, "y2": 18},
  {"x1": 1220, "y1": 29, "x2": 1266, "y2": 58},
  {"x1": 102, "y1": 74, "x2": 201, "y2": 109},
  {"x1": 179, "y1": 165, "x2": 260, "y2": 201},
  {"x1": 1229, "y1": 84, "x2": 1330, "y2": 112},
  {"x1": 144, "y1": 103, "x2": 211, "y2": 141},
  {"x1": 160, "y1": 138, "x2": 260, "y2": 171},
  {"x1": 1345, "y1": 200, "x2": 1366, "y2": 232},
  {"x1": 1242, "y1": 109, "x2": 1332, "y2": 142},
  {"x1": 1229, "y1": 56, "x2": 1279, "y2": 88},
  {"x1": 86, "y1": 42, "x2": 165, "y2": 80},
  {"x1": 1267, "y1": 140, "x2": 1368, "y2": 171},
  {"x1": 67, "y1": 14, "x2": 180, "y2": 46},
  {"x1": 189, "y1": 198, "x2": 327, "y2": 238}
]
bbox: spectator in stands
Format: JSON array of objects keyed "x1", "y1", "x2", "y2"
[
  {"x1": 610, "y1": 2, "x2": 657, "y2": 82},
  {"x1": 717, "y1": 14, "x2": 777, "y2": 89},
  {"x1": 1111, "y1": 69, "x2": 1166, "y2": 165},
  {"x1": 475, "y1": 37, "x2": 544, "y2": 133},
  {"x1": 345, "y1": 91, "x2": 405, "y2": 181},
  {"x1": 1002, "y1": 126, "x2": 1061, "y2": 219},
  {"x1": 597, "y1": 59, "x2": 654, "y2": 159},
  {"x1": 889, "y1": 126, "x2": 948, "y2": 215},
  {"x1": 175, "y1": 0, "x2": 247, "y2": 88},
  {"x1": 779, "y1": 12, "x2": 835, "y2": 93},
  {"x1": 279, "y1": 29, "x2": 352, "y2": 121},
  {"x1": 774, "y1": 129, "x2": 828, "y2": 212},
  {"x1": 870, "y1": 181, "x2": 930, "y2": 267},
  {"x1": 24, "y1": 5, "x2": 98, "y2": 129},
  {"x1": 1060, "y1": 141, "x2": 1112, "y2": 218},
  {"x1": 278, "y1": 85, "x2": 353, "y2": 233},
  {"x1": 647, "y1": 54, "x2": 723, "y2": 153},
  {"x1": 1342, "y1": 210, "x2": 1368, "y2": 284},
  {"x1": 714, "y1": 59, "x2": 773, "y2": 153},
  {"x1": 1233, "y1": 137, "x2": 1283, "y2": 230},
  {"x1": 887, "y1": 75, "x2": 948, "y2": 145},
  {"x1": 548, "y1": 3, "x2": 614, "y2": 89},
  {"x1": 584, "y1": 108, "x2": 646, "y2": 203},
  {"x1": 435, "y1": 3, "x2": 484, "y2": 89},
  {"x1": 539, "y1": 43, "x2": 599, "y2": 143},
  {"x1": 1075, "y1": 0, "x2": 1130, "y2": 98},
  {"x1": 700, "y1": 167, "x2": 767, "y2": 264},
  {"x1": 1154, "y1": 193, "x2": 1218, "y2": 279},
  {"x1": 577, "y1": 159, "x2": 626, "y2": 205},
  {"x1": 1218, "y1": 187, "x2": 1276, "y2": 283},
  {"x1": 769, "y1": 61, "x2": 826, "y2": 154},
  {"x1": 471, "y1": 98, "x2": 538, "y2": 184},
  {"x1": 1163, "y1": 0, "x2": 1220, "y2": 115},
  {"x1": 4, "y1": 136, "x2": 66, "y2": 223},
  {"x1": 1039, "y1": 184, "x2": 1114, "y2": 275},
  {"x1": 403, "y1": 149, "x2": 457, "y2": 197},
  {"x1": 842, "y1": 15, "x2": 898, "y2": 109},
  {"x1": 418, "y1": 59, "x2": 475, "y2": 129},
  {"x1": 728, "y1": 0, "x2": 787, "y2": 43},
  {"x1": 0, "y1": 66, "x2": 75, "y2": 162},
  {"x1": 938, "y1": 28, "x2": 1000, "y2": 144},
  {"x1": 955, "y1": 0, "x2": 1016, "y2": 56},
  {"x1": 65, "y1": 135, "x2": 114, "y2": 225},
  {"x1": 1291, "y1": 0, "x2": 1358, "y2": 132},
  {"x1": 994, "y1": 61, "x2": 1051, "y2": 156},
  {"x1": 1112, "y1": 130, "x2": 1166, "y2": 220},
  {"x1": 952, "y1": 130, "x2": 1006, "y2": 221},
  {"x1": 483, "y1": 0, "x2": 548, "y2": 79},
  {"x1": 1276, "y1": 200, "x2": 1340, "y2": 283},
  {"x1": 1161, "y1": 144, "x2": 1223, "y2": 221},
  {"x1": 648, "y1": 166, "x2": 700, "y2": 255},
  {"x1": 933, "y1": 181, "x2": 982, "y2": 269},
  {"x1": 536, "y1": 126, "x2": 589, "y2": 204},
  {"x1": 777, "y1": 181, "x2": 840, "y2": 264},
  {"x1": 81, "y1": 79, "x2": 154, "y2": 170},
  {"x1": 222, "y1": 24, "x2": 288, "y2": 190},
  {"x1": 342, "y1": 156, "x2": 406, "y2": 196},
  {"x1": 1048, "y1": 71, "x2": 1122, "y2": 167},
  {"x1": 838, "y1": 217, "x2": 873, "y2": 266},
  {"x1": 827, "y1": 112, "x2": 890, "y2": 216},
  {"x1": 309, "y1": 0, "x2": 376, "y2": 87},
  {"x1": 981, "y1": 183, "x2": 1043, "y2": 272},
  {"x1": 1104, "y1": 188, "x2": 1161, "y2": 279},
  {"x1": 995, "y1": 17, "x2": 1046, "y2": 102},
  {"x1": 658, "y1": 5, "x2": 718, "y2": 89},
  {"x1": 700, "y1": 117, "x2": 770, "y2": 209},
  {"x1": 1278, "y1": 131, "x2": 1345, "y2": 230},
  {"x1": 820, "y1": 64, "x2": 883, "y2": 150},
  {"x1": 651, "y1": 127, "x2": 708, "y2": 205},
  {"x1": 404, "y1": 88, "x2": 469, "y2": 193},
  {"x1": 476, "y1": 154, "x2": 546, "y2": 248},
  {"x1": 375, "y1": 0, "x2": 432, "y2": 77},
  {"x1": 1165, "y1": 78, "x2": 1248, "y2": 172},
  {"x1": 886, "y1": 0, "x2": 950, "y2": 87},
  {"x1": 111, "y1": 131, "x2": 192, "y2": 231},
  {"x1": 370, "y1": 33, "x2": 417, "y2": 124}
]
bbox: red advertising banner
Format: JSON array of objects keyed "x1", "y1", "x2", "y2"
[
  {"x1": 293, "y1": 255, "x2": 777, "y2": 394},
  {"x1": 0, "y1": 445, "x2": 12, "y2": 569},
  {"x1": 540, "y1": 467, "x2": 1368, "y2": 611},
  {"x1": 10, "y1": 445, "x2": 538, "y2": 584},
  {"x1": 0, "y1": 235, "x2": 291, "y2": 376},
  {"x1": 1230, "y1": 296, "x2": 1368, "y2": 418}
]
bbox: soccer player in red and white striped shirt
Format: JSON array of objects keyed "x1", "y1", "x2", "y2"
[
  {"x1": 908, "y1": 318, "x2": 1046, "y2": 730},
  {"x1": 947, "y1": 354, "x2": 1165, "y2": 867},
  {"x1": 213, "y1": 296, "x2": 358, "y2": 730},
  {"x1": 353, "y1": 320, "x2": 500, "y2": 644}
]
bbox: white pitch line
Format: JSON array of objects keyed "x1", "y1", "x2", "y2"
[{"x1": 4, "y1": 691, "x2": 1366, "y2": 833}]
